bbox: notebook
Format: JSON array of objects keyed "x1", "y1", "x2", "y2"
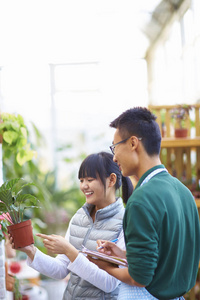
[{"x1": 80, "y1": 246, "x2": 128, "y2": 267}]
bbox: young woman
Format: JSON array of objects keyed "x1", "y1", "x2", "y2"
[{"x1": 10, "y1": 151, "x2": 133, "y2": 300}]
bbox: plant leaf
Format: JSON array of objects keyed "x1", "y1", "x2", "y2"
[
  {"x1": 20, "y1": 127, "x2": 27, "y2": 139},
  {"x1": 0, "y1": 190, "x2": 13, "y2": 205},
  {"x1": 10, "y1": 204, "x2": 19, "y2": 211},
  {"x1": 17, "y1": 137, "x2": 27, "y2": 148},
  {"x1": 16, "y1": 194, "x2": 39, "y2": 206},
  {"x1": 13, "y1": 181, "x2": 36, "y2": 196},
  {"x1": 0, "y1": 202, "x2": 7, "y2": 212},
  {"x1": 24, "y1": 205, "x2": 40, "y2": 210},
  {"x1": 0, "y1": 123, "x2": 6, "y2": 131},
  {"x1": 0, "y1": 178, "x2": 22, "y2": 192},
  {"x1": 3, "y1": 131, "x2": 18, "y2": 144},
  {"x1": 16, "y1": 149, "x2": 35, "y2": 166},
  {"x1": 10, "y1": 121, "x2": 20, "y2": 132}
]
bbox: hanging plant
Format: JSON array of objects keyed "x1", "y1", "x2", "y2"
[{"x1": 0, "y1": 113, "x2": 37, "y2": 166}]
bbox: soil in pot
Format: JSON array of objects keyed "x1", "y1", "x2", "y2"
[
  {"x1": 174, "y1": 128, "x2": 188, "y2": 138},
  {"x1": 7, "y1": 219, "x2": 34, "y2": 249}
]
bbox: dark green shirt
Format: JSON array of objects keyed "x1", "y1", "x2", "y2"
[{"x1": 124, "y1": 165, "x2": 200, "y2": 300}]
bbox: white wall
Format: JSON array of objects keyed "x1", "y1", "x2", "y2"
[{"x1": 0, "y1": 0, "x2": 149, "y2": 185}]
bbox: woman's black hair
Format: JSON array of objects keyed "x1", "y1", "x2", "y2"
[
  {"x1": 122, "y1": 176, "x2": 134, "y2": 204},
  {"x1": 78, "y1": 151, "x2": 133, "y2": 203}
]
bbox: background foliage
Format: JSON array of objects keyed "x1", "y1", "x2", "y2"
[{"x1": 0, "y1": 112, "x2": 86, "y2": 251}]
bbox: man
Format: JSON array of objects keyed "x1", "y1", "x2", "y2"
[{"x1": 92, "y1": 107, "x2": 200, "y2": 300}]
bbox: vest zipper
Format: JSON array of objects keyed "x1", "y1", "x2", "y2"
[{"x1": 71, "y1": 215, "x2": 94, "y2": 299}]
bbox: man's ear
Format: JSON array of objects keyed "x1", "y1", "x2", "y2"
[
  {"x1": 130, "y1": 136, "x2": 140, "y2": 150},
  {"x1": 109, "y1": 173, "x2": 117, "y2": 187}
]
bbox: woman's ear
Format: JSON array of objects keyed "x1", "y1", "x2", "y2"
[{"x1": 109, "y1": 173, "x2": 117, "y2": 187}]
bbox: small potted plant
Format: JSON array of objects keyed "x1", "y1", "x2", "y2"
[
  {"x1": 170, "y1": 104, "x2": 193, "y2": 138},
  {"x1": 0, "y1": 178, "x2": 39, "y2": 249}
]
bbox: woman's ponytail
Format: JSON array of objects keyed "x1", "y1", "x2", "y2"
[{"x1": 122, "y1": 176, "x2": 134, "y2": 204}]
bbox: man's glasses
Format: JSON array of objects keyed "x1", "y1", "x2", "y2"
[{"x1": 110, "y1": 137, "x2": 142, "y2": 155}]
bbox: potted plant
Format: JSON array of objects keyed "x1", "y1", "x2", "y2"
[
  {"x1": 170, "y1": 104, "x2": 193, "y2": 138},
  {"x1": 0, "y1": 178, "x2": 39, "y2": 249}
]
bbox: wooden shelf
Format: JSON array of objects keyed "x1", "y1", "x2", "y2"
[
  {"x1": 161, "y1": 137, "x2": 200, "y2": 148},
  {"x1": 149, "y1": 104, "x2": 200, "y2": 203}
]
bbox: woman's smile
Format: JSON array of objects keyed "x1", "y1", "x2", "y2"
[{"x1": 84, "y1": 191, "x2": 94, "y2": 198}]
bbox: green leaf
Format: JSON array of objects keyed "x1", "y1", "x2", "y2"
[
  {"x1": 5, "y1": 179, "x2": 35, "y2": 197},
  {"x1": 13, "y1": 182, "x2": 35, "y2": 196},
  {"x1": 0, "y1": 123, "x2": 6, "y2": 131},
  {"x1": 3, "y1": 131, "x2": 18, "y2": 144},
  {"x1": 0, "y1": 202, "x2": 7, "y2": 212},
  {"x1": 0, "y1": 120, "x2": 12, "y2": 131},
  {"x1": 10, "y1": 121, "x2": 20, "y2": 132},
  {"x1": 24, "y1": 205, "x2": 40, "y2": 210},
  {"x1": 17, "y1": 138, "x2": 27, "y2": 148},
  {"x1": 0, "y1": 178, "x2": 22, "y2": 192},
  {"x1": 0, "y1": 190, "x2": 13, "y2": 206},
  {"x1": 16, "y1": 149, "x2": 35, "y2": 166},
  {"x1": 17, "y1": 114, "x2": 25, "y2": 125},
  {"x1": 10, "y1": 204, "x2": 19, "y2": 212},
  {"x1": 16, "y1": 194, "x2": 39, "y2": 206},
  {"x1": 20, "y1": 127, "x2": 27, "y2": 139}
]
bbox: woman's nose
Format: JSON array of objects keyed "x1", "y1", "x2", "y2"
[{"x1": 81, "y1": 181, "x2": 89, "y2": 189}]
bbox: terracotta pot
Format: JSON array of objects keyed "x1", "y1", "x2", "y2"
[
  {"x1": 7, "y1": 220, "x2": 34, "y2": 249},
  {"x1": 174, "y1": 128, "x2": 188, "y2": 138}
]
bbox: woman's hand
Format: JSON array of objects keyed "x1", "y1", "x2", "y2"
[
  {"x1": 36, "y1": 233, "x2": 79, "y2": 262},
  {"x1": 8, "y1": 234, "x2": 36, "y2": 261},
  {"x1": 36, "y1": 233, "x2": 70, "y2": 255},
  {"x1": 97, "y1": 240, "x2": 126, "y2": 259},
  {"x1": 5, "y1": 237, "x2": 16, "y2": 258}
]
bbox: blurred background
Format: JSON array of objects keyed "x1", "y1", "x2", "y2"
[
  {"x1": 0, "y1": 0, "x2": 200, "y2": 298},
  {"x1": 1, "y1": 0, "x2": 200, "y2": 237},
  {"x1": 1, "y1": 0, "x2": 199, "y2": 190},
  {"x1": 0, "y1": 0, "x2": 200, "y2": 240}
]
